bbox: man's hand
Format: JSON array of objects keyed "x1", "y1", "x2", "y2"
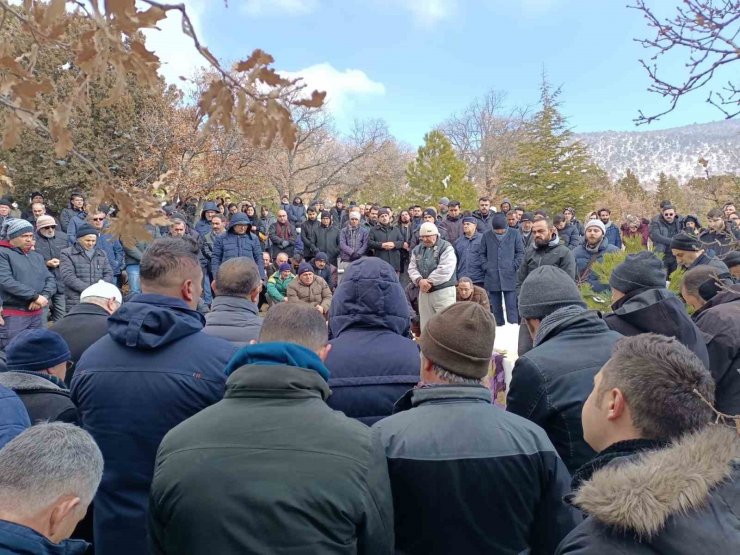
[
  {"x1": 28, "y1": 301, "x2": 41, "y2": 311},
  {"x1": 419, "y1": 279, "x2": 432, "y2": 293},
  {"x1": 0, "y1": 314, "x2": 4, "y2": 326},
  {"x1": 46, "y1": 258, "x2": 60, "y2": 268},
  {"x1": 35, "y1": 295, "x2": 49, "y2": 308},
  {"x1": 403, "y1": 242, "x2": 409, "y2": 250},
  {"x1": 315, "y1": 305, "x2": 325, "y2": 314},
  {"x1": 382, "y1": 242, "x2": 394, "y2": 250}
]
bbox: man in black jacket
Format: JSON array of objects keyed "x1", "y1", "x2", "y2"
[
  {"x1": 368, "y1": 208, "x2": 405, "y2": 273},
  {"x1": 309, "y1": 211, "x2": 340, "y2": 266},
  {"x1": 300, "y1": 205, "x2": 321, "y2": 260},
  {"x1": 34, "y1": 215, "x2": 68, "y2": 322},
  {"x1": 649, "y1": 202, "x2": 683, "y2": 274},
  {"x1": 556, "y1": 334, "x2": 737, "y2": 555},
  {"x1": 373, "y1": 302, "x2": 577, "y2": 554}
]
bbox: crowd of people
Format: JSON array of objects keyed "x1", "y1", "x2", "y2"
[{"x1": 0, "y1": 188, "x2": 738, "y2": 554}]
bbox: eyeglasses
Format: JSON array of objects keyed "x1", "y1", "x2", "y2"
[
  {"x1": 41, "y1": 225, "x2": 56, "y2": 230},
  {"x1": 66, "y1": 361, "x2": 74, "y2": 372},
  {"x1": 91, "y1": 217, "x2": 105, "y2": 221}
]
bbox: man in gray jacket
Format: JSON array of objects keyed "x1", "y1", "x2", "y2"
[{"x1": 204, "y1": 257, "x2": 263, "y2": 346}]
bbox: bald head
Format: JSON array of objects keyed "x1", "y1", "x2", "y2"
[{"x1": 214, "y1": 257, "x2": 261, "y2": 299}]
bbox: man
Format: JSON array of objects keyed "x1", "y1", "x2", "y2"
[
  {"x1": 649, "y1": 202, "x2": 684, "y2": 274},
  {"x1": 513, "y1": 206, "x2": 525, "y2": 221},
  {"x1": 480, "y1": 212, "x2": 524, "y2": 326},
  {"x1": 506, "y1": 210, "x2": 519, "y2": 229},
  {"x1": 266, "y1": 262, "x2": 294, "y2": 304},
  {"x1": 605, "y1": 251, "x2": 709, "y2": 368},
  {"x1": 212, "y1": 212, "x2": 265, "y2": 281},
  {"x1": 563, "y1": 207, "x2": 585, "y2": 236},
  {"x1": 723, "y1": 200, "x2": 736, "y2": 219},
  {"x1": 554, "y1": 214, "x2": 581, "y2": 250},
  {"x1": 454, "y1": 216, "x2": 484, "y2": 287},
  {"x1": 556, "y1": 334, "x2": 737, "y2": 555},
  {"x1": 122, "y1": 223, "x2": 159, "y2": 295},
  {"x1": 300, "y1": 206, "x2": 321, "y2": 259},
  {"x1": 311, "y1": 251, "x2": 337, "y2": 291},
  {"x1": 256, "y1": 206, "x2": 276, "y2": 248},
  {"x1": 516, "y1": 217, "x2": 577, "y2": 355},
  {"x1": 727, "y1": 250, "x2": 740, "y2": 279},
  {"x1": 34, "y1": 215, "x2": 68, "y2": 322},
  {"x1": 597, "y1": 207, "x2": 622, "y2": 248},
  {"x1": 473, "y1": 196, "x2": 495, "y2": 232},
  {"x1": 437, "y1": 196, "x2": 450, "y2": 219},
  {"x1": 168, "y1": 218, "x2": 186, "y2": 238},
  {"x1": 0, "y1": 199, "x2": 11, "y2": 229},
  {"x1": 204, "y1": 257, "x2": 263, "y2": 346},
  {"x1": 310, "y1": 211, "x2": 340, "y2": 265},
  {"x1": 455, "y1": 276, "x2": 490, "y2": 312},
  {"x1": 149, "y1": 303, "x2": 394, "y2": 554},
  {"x1": 408, "y1": 222, "x2": 457, "y2": 331},
  {"x1": 368, "y1": 208, "x2": 404, "y2": 273},
  {"x1": 338, "y1": 210, "x2": 369, "y2": 278},
  {"x1": 268, "y1": 210, "x2": 297, "y2": 258},
  {"x1": 681, "y1": 265, "x2": 740, "y2": 415},
  {"x1": 700, "y1": 207, "x2": 739, "y2": 256},
  {"x1": 26, "y1": 202, "x2": 48, "y2": 228},
  {"x1": 410, "y1": 209, "x2": 448, "y2": 249},
  {"x1": 287, "y1": 196, "x2": 306, "y2": 227},
  {"x1": 71, "y1": 238, "x2": 237, "y2": 555},
  {"x1": 286, "y1": 262, "x2": 332, "y2": 315},
  {"x1": 519, "y1": 211, "x2": 535, "y2": 249},
  {"x1": 671, "y1": 231, "x2": 729, "y2": 273},
  {"x1": 51, "y1": 280, "x2": 122, "y2": 376},
  {"x1": 508, "y1": 266, "x2": 622, "y2": 473},
  {"x1": 89, "y1": 207, "x2": 125, "y2": 284},
  {"x1": 410, "y1": 204, "x2": 423, "y2": 230},
  {"x1": 0, "y1": 218, "x2": 56, "y2": 348},
  {"x1": 499, "y1": 197, "x2": 513, "y2": 214},
  {"x1": 200, "y1": 215, "x2": 224, "y2": 302},
  {"x1": 0, "y1": 329, "x2": 77, "y2": 424},
  {"x1": 573, "y1": 219, "x2": 620, "y2": 292},
  {"x1": 363, "y1": 204, "x2": 380, "y2": 230},
  {"x1": 194, "y1": 201, "x2": 218, "y2": 237},
  {"x1": 373, "y1": 302, "x2": 577, "y2": 554},
  {"x1": 438, "y1": 200, "x2": 463, "y2": 244},
  {"x1": 21, "y1": 191, "x2": 47, "y2": 220},
  {"x1": 329, "y1": 197, "x2": 345, "y2": 228},
  {"x1": 0, "y1": 423, "x2": 103, "y2": 555},
  {"x1": 59, "y1": 192, "x2": 86, "y2": 233}
]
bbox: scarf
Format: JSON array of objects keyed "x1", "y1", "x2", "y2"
[
  {"x1": 533, "y1": 305, "x2": 587, "y2": 347},
  {"x1": 276, "y1": 222, "x2": 293, "y2": 241},
  {"x1": 12, "y1": 369, "x2": 68, "y2": 389},
  {"x1": 223, "y1": 341, "x2": 330, "y2": 381},
  {"x1": 584, "y1": 238, "x2": 603, "y2": 255}
]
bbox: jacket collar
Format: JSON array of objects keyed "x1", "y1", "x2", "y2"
[
  {"x1": 572, "y1": 425, "x2": 740, "y2": 539},
  {"x1": 535, "y1": 309, "x2": 608, "y2": 345},
  {"x1": 0, "y1": 519, "x2": 89, "y2": 554},
  {"x1": 393, "y1": 384, "x2": 490, "y2": 413},
  {"x1": 64, "y1": 302, "x2": 111, "y2": 318},
  {"x1": 693, "y1": 285, "x2": 740, "y2": 318},
  {"x1": 0, "y1": 371, "x2": 66, "y2": 392},
  {"x1": 209, "y1": 295, "x2": 258, "y2": 316},
  {"x1": 225, "y1": 364, "x2": 331, "y2": 401}
]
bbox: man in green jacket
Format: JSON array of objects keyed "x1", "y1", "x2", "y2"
[
  {"x1": 265, "y1": 262, "x2": 294, "y2": 304},
  {"x1": 148, "y1": 303, "x2": 394, "y2": 554}
]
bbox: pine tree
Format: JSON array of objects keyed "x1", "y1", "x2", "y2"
[
  {"x1": 499, "y1": 76, "x2": 601, "y2": 216},
  {"x1": 405, "y1": 130, "x2": 476, "y2": 207},
  {"x1": 616, "y1": 169, "x2": 645, "y2": 200},
  {"x1": 655, "y1": 172, "x2": 685, "y2": 213}
]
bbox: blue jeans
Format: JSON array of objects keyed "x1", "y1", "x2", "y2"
[
  {"x1": 126, "y1": 264, "x2": 141, "y2": 295},
  {"x1": 488, "y1": 290, "x2": 519, "y2": 327},
  {"x1": 202, "y1": 268, "x2": 213, "y2": 305},
  {"x1": 0, "y1": 313, "x2": 44, "y2": 350}
]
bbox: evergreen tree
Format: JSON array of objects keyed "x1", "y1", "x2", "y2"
[
  {"x1": 499, "y1": 76, "x2": 601, "y2": 216},
  {"x1": 616, "y1": 168, "x2": 645, "y2": 200},
  {"x1": 405, "y1": 130, "x2": 476, "y2": 208},
  {"x1": 655, "y1": 172, "x2": 685, "y2": 213}
]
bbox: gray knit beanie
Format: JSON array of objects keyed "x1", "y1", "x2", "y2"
[
  {"x1": 419, "y1": 302, "x2": 495, "y2": 379},
  {"x1": 519, "y1": 266, "x2": 586, "y2": 320},
  {"x1": 3, "y1": 218, "x2": 34, "y2": 240},
  {"x1": 609, "y1": 251, "x2": 666, "y2": 294}
]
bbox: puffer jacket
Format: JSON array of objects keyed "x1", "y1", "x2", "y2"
[
  {"x1": 287, "y1": 201, "x2": 306, "y2": 226},
  {"x1": 649, "y1": 213, "x2": 684, "y2": 254},
  {"x1": 97, "y1": 231, "x2": 125, "y2": 276},
  {"x1": 194, "y1": 201, "x2": 218, "y2": 237},
  {"x1": 211, "y1": 213, "x2": 265, "y2": 279},
  {"x1": 573, "y1": 240, "x2": 620, "y2": 292},
  {"x1": 454, "y1": 232, "x2": 485, "y2": 283},
  {"x1": 34, "y1": 229, "x2": 68, "y2": 294},
  {"x1": 556, "y1": 425, "x2": 740, "y2": 554},
  {"x1": 558, "y1": 223, "x2": 581, "y2": 249},
  {"x1": 0, "y1": 241, "x2": 56, "y2": 311},
  {"x1": 265, "y1": 271, "x2": 294, "y2": 302},
  {"x1": 0, "y1": 384, "x2": 29, "y2": 449},
  {"x1": 286, "y1": 275, "x2": 332, "y2": 312},
  {"x1": 60, "y1": 243, "x2": 114, "y2": 308},
  {"x1": 203, "y1": 296, "x2": 262, "y2": 347},
  {"x1": 326, "y1": 257, "x2": 419, "y2": 425}
]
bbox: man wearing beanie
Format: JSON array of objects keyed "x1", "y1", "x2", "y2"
[
  {"x1": 479, "y1": 211, "x2": 524, "y2": 326},
  {"x1": 373, "y1": 302, "x2": 577, "y2": 554},
  {"x1": 671, "y1": 231, "x2": 730, "y2": 273},
  {"x1": 266, "y1": 262, "x2": 295, "y2": 304},
  {"x1": 604, "y1": 251, "x2": 709, "y2": 368},
  {"x1": 573, "y1": 219, "x2": 620, "y2": 292},
  {"x1": 725, "y1": 250, "x2": 740, "y2": 280},
  {"x1": 438, "y1": 200, "x2": 463, "y2": 244},
  {"x1": 0, "y1": 218, "x2": 56, "y2": 348},
  {"x1": 518, "y1": 211, "x2": 535, "y2": 249},
  {"x1": 454, "y1": 215, "x2": 484, "y2": 287},
  {"x1": 368, "y1": 207, "x2": 405, "y2": 273},
  {"x1": 34, "y1": 214, "x2": 68, "y2": 322},
  {"x1": 310, "y1": 251, "x2": 338, "y2": 291},
  {"x1": 60, "y1": 222, "x2": 114, "y2": 309},
  {"x1": 507, "y1": 265, "x2": 622, "y2": 473},
  {"x1": 0, "y1": 329, "x2": 77, "y2": 424},
  {"x1": 308, "y1": 212, "x2": 340, "y2": 267},
  {"x1": 286, "y1": 261, "x2": 332, "y2": 315}
]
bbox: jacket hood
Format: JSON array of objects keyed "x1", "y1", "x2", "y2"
[
  {"x1": 693, "y1": 285, "x2": 740, "y2": 318},
  {"x1": 328, "y1": 257, "x2": 410, "y2": 337},
  {"x1": 0, "y1": 384, "x2": 30, "y2": 449},
  {"x1": 0, "y1": 371, "x2": 65, "y2": 392},
  {"x1": 223, "y1": 341, "x2": 330, "y2": 380},
  {"x1": 227, "y1": 212, "x2": 252, "y2": 231},
  {"x1": 107, "y1": 293, "x2": 205, "y2": 350},
  {"x1": 200, "y1": 201, "x2": 218, "y2": 219},
  {"x1": 572, "y1": 425, "x2": 740, "y2": 539},
  {"x1": 537, "y1": 309, "x2": 610, "y2": 345},
  {"x1": 611, "y1": 288, "x2": 693, "y2": 337}
]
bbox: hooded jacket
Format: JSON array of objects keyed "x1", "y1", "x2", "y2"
[
  {"x1": 326, "y1": 257, "x2": 419, "y2": 425},
  {"x1": 556, "y1": 425, "x2": 740, "y2": 554},
  {"x1": 605, "y1": 287, "x2": 710, "y2": 369},
  {"x1": 479, "y1": 227, "x2": 525, "y2": 292},
  {"x1": 194, "y1": 201, "x2": 218, "y2": 237},
  {"x1": 0, "y1": 241, "x2": 56, "y2": 311},
  {"x1": 0, "y1": 384, "x2": 29, "y2": 449},
  {"x1": 71, "y1": 294, "x2": 237, "y2": 555},
  {"x1": 60, "y1": 242, "x2": 114, "y2": 308},
  {"x1": 203, "y1": 296, "x2": 262, "y2": 347},
  {"x1": 0, "y1": 371, "x2": 77, "y2": 425},
  {"x1": 211, "y1": 213, "x2": 265, "y2": 279},
  {"x1": 0, "y1": 519, "x2": 89, "y2": 555}
]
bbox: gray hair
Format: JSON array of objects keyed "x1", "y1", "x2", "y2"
[
  {"x1": 457, "y1": 277, "x2": 473, "y2": 286},
  {"x1": 259, "y1": 303, "x2": 327, "y2": 352},
  {"x1": 216, "y1": 257, "x2": 261, "y2": 297},
  {"x1": 432, "y1": 363, "x2": 481, "y2": 385},
  {"x1": 0, "y1": 423, "x2": 103, "y2": 517}
]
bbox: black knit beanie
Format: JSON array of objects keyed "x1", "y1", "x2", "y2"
[
  {"x1": 609, "y1": 251, "x2": 666, "y2": 294},
  {"x1": 670, "y1": 232, "x2": 701, "y2": 252}
]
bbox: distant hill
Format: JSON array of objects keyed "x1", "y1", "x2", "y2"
[{"x1": 575, "y1": 120, "x2": 740, "y2": 187}]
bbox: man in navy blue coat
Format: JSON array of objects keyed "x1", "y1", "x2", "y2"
[{"x1": 71, "y1": 238, "x2": 237, "y2": 555}]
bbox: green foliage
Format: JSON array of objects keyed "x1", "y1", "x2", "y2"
[
  {"x1": 405, "y1": 130, "x2": 475, "y2": 208},
  {"x1": 498, "y1": 76, "x2": 601, "y2": 217},
  {"x1": 655, "y1": 172, "x2": 686, "y2": 214}
]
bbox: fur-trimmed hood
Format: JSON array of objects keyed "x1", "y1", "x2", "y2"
[
  {"x1": 572, "y1": 425, "x2": 740, "y2": 539},
  {"x1": 0, "y1": 371, "x2": 64, "y2": 392}
]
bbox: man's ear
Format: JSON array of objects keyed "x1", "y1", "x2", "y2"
[
  {"x1": 211, "y1": 280, "x2": 219, "y2": 297},
  {"x1": 48, "y1": 496, "x2": 81, "y2": 543},
  {"x1": 181, "y1": 279, "x2": 195, "y2": 303},
  {"x1": 317, "y1": 343, "x2": 332, "y2": 362}
]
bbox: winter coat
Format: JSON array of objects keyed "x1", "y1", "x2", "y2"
[
  {"x1": 71, "y1": 294, "x2": 237, "y2": 555},
  {"x1": 691, "y1": 286, "x2": 740, "y2": 415},
  {"x1": 558, "y1": 224, "x2": 581, "y2": 250},
  {"x1": 200, "y1": 230, "x2": 222, "y2": 272},
  {"x1": 326, "y1": 257, "x2": 419, "y2": 425},
  {"x1": 287, "y1": 201, "x2": 306, "y2": 226},
  {"x1": 699, "y1": 227, "x2": 739, "y2": 257},
  {"x1": 439, "y1": 214, "x2": 464, "y2": 244},
  {"x1": 373, "y1": 385, "x2": 579, "y2": 555},
  {"x1": 211, "y1": 215, "x2": 265, "y2": 279},
  {"x1": 194, "y1": 201, "x2": 218, "y2": 237},
  {"x1": 649, "y1": 213, "x2": 684, "y2": 254},
  {"x1": 473, "y1": 209, "x2": 495, "y2": 233},
  {"x1": 454, "y1": 232, "x2": 485, "y2": 283},
  {"x1": 203, "y1": 296, "x2": 262, "y2": 347},
  {"x1": 309, "y1": 224, "x2": 340, "y2": 265},
  {"x1": 621, "y1": 220, "x2": 650, "y2": 247},
  {"x1": 95, "y1": 232, "x2": 124, "y2": 276},
  {"x1": 368, "y1": 224, "x2": 405, "y2": 271},
  {"x1": 0, "y1": 242, "x2": 56, "y2": 311},
  {"x1": 605, "y1": 287, "x2": 710, "y2": 370},
  {"x1": 507, "y1": 310, "x2": 623, "y2": 473},
  {"x1": 59, "y1": 205, "x2": 86, "y2": 233},
  {"x1": 573, "y1": 240, "x2": 620, "y2": 292},
  {"x1": 268, "y1": 220, "x2": 297, "y2": 258},
  {"x1": 313, "y1": 262, "x2": 338, "y2": 290},
  {"x1": 339, "y1": 224, "x2": 369, "y2": 262},
  {"x1": 0, "y1": 519, "x2": 89, "y2": 555},
  {"x1": 556, "y1": 425, "x2": 740, "y2": 555},
  {"x1": 60, "y1": 243, "x2": 114, "y2": 308},
  {"x1": 409, "y1": 224, "x2": 448, "y2": 251},
  {"x1": 265, "y1": 271, "x2": 294, "y2": 302},
  {"x1": 603, "y1": 222, "x2": 622, "y2": 249},
  {"x1": 684, "y1": 251, "x2": 730, "y2": 273},
  {"x1": 480, "y1": 228, "x2": 525, "y2": 292},
  {"x1": 34, "y1": 229, "x2": 68, "y2": 294},
  {"x1": 408, "y1": 238, "x2": 457, "y2": 292},
  {"x1": 456, "y1": 284, "x2": 491, "y2": 312},
  {"x1": 64, "y1": 212, "x2": 91, "y2": 243},
  {"x1": 299, "y1": 218, "x2": 321, "y2": 258},
  {"x1": 286, "y1": 275, "x2": 332, "y2": 312},
  {"x1": 122, "y1": 224, "x2": 159, "y2": 266},
  {"x1": 148, "y1": 360, "x2": 394, "y2": 555},
  {"x1": 0, "y1": 384, "x2": 29, "y2": 449},
  {"x1": 50, "y1": 302, "x2": 111, "y2": 372},
  {"x1": 519, "y1": 229, "x2": 534, "y2": 250},
  {"x1": 0, "y1": 371, "x2": 77, "y2": 424},
  {"x1": 516, "y1": 238, "x2": 577, "y2": 294}
]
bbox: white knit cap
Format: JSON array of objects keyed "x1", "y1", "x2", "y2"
[
  {"x1": 419, "y1": 222, "x2": 439, "y2": 237},
  {"x1": 81, "y1": 280, "x2": 122, "y2": 303},
  {"x1": 585, "y1": 219, "x2": 606, "y2": 235}
]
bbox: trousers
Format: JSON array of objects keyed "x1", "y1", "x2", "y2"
[{"x1": 418, "y1": 286, "x2": 456, "y2": 332}]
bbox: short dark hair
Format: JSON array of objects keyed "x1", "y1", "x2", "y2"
[
  {"x1": 598, "y1": 334, "x2": 714, "y2": 440},
  {"x1": 141, "y1": 237, "x2": 200, "y2": 285},
  {"x1": 478, "y1": 196, "x2": 490, "y2": 203},
  {"x1": 682, "y1": 265, "x2": 723, "y2": 301},
  {"x1": 448, "y1": 200, "x2": 460, "y2": 208},
  {"x1": 259, "y1": 303, "x2": 327, "y2": 352},
  {"x1": 598, "y1": 208, "x2": 610, "y2": 215},
  {"x1": 553, "y1": 214, "x2": 566, "y2": 225},
  {"x1": 216, "y1": 258, "x2": 261, "y2": 297},
  {"x1": 706, "y1": 207, "x2": 723, "y2": 219}
]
